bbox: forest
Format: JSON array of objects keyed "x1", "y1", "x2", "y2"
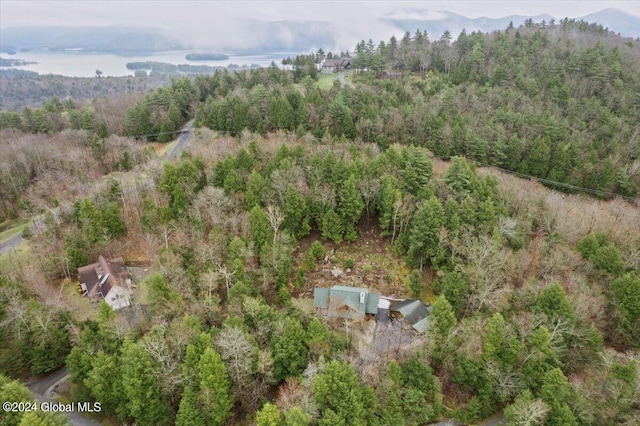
[{"x1": 0, "y1": 18, "x2": 639, "y2": 426}]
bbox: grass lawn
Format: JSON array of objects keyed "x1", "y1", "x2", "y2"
[
  {"x1": 315, "y1": 73, "x2": 338, "y2": 90},
  {"x1": 60, "y1": 278, "x2": 97, "y2": 322},
  {"x1": 0, "y1": 241, "x2": 31, "y2": 274},
  {"x1": 0, "y1": 217, "x2": 29, "y2": 233},
  {"x1": 151, "y1": 140, "x2": 176, "y2": 156},
  {"x1": 0, "y1": 218, "x2": 30, "y2": 242}
]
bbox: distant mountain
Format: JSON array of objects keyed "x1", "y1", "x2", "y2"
[
  {"x1": 0, "y1": 25, "x2": 186, "y2": 55},
  {"x1": 383, "y1": 8, "x2": 640, "y2": 39},
  {"x1": 579, "y1": 8, "x2": 640, "y2": 38},
  {"x1": 196, "y1": 19, "x2": 338, "y2": 54},
  {"x1": 384, "y1": 10, "x2": 555, "y2": 38},
  {"x1": 1, "y1": 9, "x2": 637, "y2": 58}
]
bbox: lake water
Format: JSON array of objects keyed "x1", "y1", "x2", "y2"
[{"x1": 0, "y1": 50, "x2": 291, "y2": 77}]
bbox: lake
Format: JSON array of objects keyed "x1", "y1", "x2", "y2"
[{"x1": 0, "y1": 50, "x2": 292, "y2": 77}]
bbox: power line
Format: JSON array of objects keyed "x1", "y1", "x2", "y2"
[
  {"x1": 474, "y1": 161, "x2": 639, "y2": 204},
  {"x1": 129, "y1": 128, "x2": 185, "y2": 139},
  {"x1": 132, "y1": 122, "x2": 640, "y2": 204}
]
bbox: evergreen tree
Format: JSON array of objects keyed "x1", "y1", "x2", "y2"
[
  {"x1": 444, "y1": 156, "x2": 477, "y2": 193},
  {"x1": 534, "y1": 283, "x2": 575, "y2": 324},
  {"x1": 409, "y1": 270, "x2": 423, "y2": 298},
  {"x1": 272, "y1": 317, "x2": 309, "y2": 381},
  {"x1": 250, "y1": 205, "x2": 274, "y2": 255},
  {"x1": 285, "y1": 406, "x2": 312, "y2": 426},
  {"x1": 176, "y1": 386, "x2": 205, "y2": 426},
  {"x1": 246, "y1": 170, "x2": 267, "y2": 208},
  {"x1": 338, "y1": 175, "x2": 365, "y2": 241},
  {"x1": 256, "y1": 402, "x2": 282, "y2": 426},
  {"x1": 522, "y1": 137, "x2": 551, "y2": 178},
  {"x1": 197, "y1": 347, "x2": 233, "y2": 426},
  {"x1": 407, "y1": 196, "x2": 445, "y2": 269},
  {"x1": 312, "y1": 361, "x2": 373, "y2": 425},
  {"x1": 429, "y1": 295, "x2": 456, "y2": 362},
  {"x1": 433, "y1": 271, "x2": 469, "y2": 315},
  {"x1": 539, "y1": 368, "x2": 578, "y2": 426},
  {"x1": 321, "y1": 209, "x2": 343, "y2": 243},
  {"x1": 610, "y1": 272, "x2": 640, "y2": 347},
  {"x1": 282, "y1": 185, "x2": 311, "y2": 239},
  {"x1": 84, "y1": 351, "x2": 124, "y2": 415},
  {"x1": 120, "y1": 340, "x2": 170, "y2": 426}
]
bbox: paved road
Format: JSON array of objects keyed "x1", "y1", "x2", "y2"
[
  {"x1": 0, "y1": 118, "x2": 193, "y2": 256},
  {"x1": 336, "y1": 71, "x2": 349, "y2": 87},
  {"x1": 0, "y1": 231, "x2": 23, "y2": 256},
  {"x1": 0, "y1": 215, "x2": 47, "y2": 256},
  {"x1": 167, "y1": 119, "x2": 195, "y2": 160},
  {"x1": 27, "y1": 367, "x2": 102, "y2": 426},
  {"x1": 26, "y1": 366, "x2": 69, "y2": 396}
]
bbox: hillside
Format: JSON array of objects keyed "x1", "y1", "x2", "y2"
[
  {"x1": 1, "y1": 18, "x2": 639, "y2": 426},
  {"x1": 0, "y1": 71, "x2": 174, "y2": 111},
  {"x1": 0, "y1": 25, "x2": 186, "y2": 55}
]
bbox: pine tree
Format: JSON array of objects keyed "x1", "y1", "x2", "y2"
[
  {"x1": 534, "y1": 283, "x2": 575, "y2": 324},
  {"x1": 312, "y1": 361, "x2": 371, "y2": 425},
  {"x1": 429, "y1": 295, "x2": 456, "y2": 363},
  {"x1": 175, "y1": 386, "x2": 205, "y2": 426},
  {"x1": 407, "y1": 196, "x2": 445, "y2": 269},
  {"x1": 272, "y1": 317, "x2": 309, "y2": 381},
  {"x1": 321, "y1": 209, "x2": 343, "y2": 243},
  {"x1": 337, "y1": 175, "x2": 364, "y2": 241},
  {"x1": 250, "y1": 205, "x2": 274, "y2": 254},
  {"x1": 120, "y1": 340, "x2": 170, "y2": 426},
  {"x1": 256, "y1": 402, "x2": 282, "y2": 426},
  {"x1": 84, "y1": 351, "x2": 124, "y2": 415},
  {"x1": 284, "y1": 406, "x2": 312, "y2": 426},
  {"x1": 610, "y1": 272, "x2": 640, "y2": 347},
  {"x1": 283, "y1": 185, "x2": 311, "y2": 239},
  {"x1": 246, "y1": 170, "x2": 267, "y2": 208},
  {"x1": 197, "y1": 347, "x2": 233, "y2": 426}
]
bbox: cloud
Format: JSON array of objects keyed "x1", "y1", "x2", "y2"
[
  {"x1": 2, "y1": 1, "x2": 640, "y2": 52},
  {"x1": 384, "y1": 9, "x2": 448, "y2": 21}
]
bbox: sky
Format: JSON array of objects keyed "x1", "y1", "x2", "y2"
[{"x1": 2, "y1": 1, "x2": 639, "y2": 51}]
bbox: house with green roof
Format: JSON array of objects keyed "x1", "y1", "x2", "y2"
[{"x1": 313, "y1": 285, "x2": 380, "y2": 319}]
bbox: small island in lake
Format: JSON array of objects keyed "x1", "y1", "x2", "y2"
[
  {"x1": 185, "y1": 52, "x2": 229, "y2": 61},
  {"x1": 0, "y1": 57, "x2": 37, "y2": 67}
]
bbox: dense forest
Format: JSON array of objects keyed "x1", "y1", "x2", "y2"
[
  {"x1": 0, "y1": 70, "x2": 174, "y2": 111},
  {"x1": 1, "y1": 18, "x2": 639, "y2": 426}
]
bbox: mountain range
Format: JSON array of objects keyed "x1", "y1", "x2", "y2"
[
  {"x1": 383, "y1": 8, "x2": 639, "y2": 40},
  {"x1": 1, "y1": 8, "x2": 638, "y2": 56}
]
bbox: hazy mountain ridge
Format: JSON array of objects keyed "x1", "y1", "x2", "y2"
[
  {"x1": 385, "y1": 10, "x2": 556, "y2": 38},
  {"x1": 1, "y1": 9, "x2": 638, "y2": 56},
  {"x1": 386, "y1": 8, "x2": 640, "y2": 39},
  {"x1": 0, "y1": 25, "x2": 187, "y2": 55}
]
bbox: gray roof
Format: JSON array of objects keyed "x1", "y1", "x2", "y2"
[
  {"x1": 390, "y1": 299, "x2": 430, "y2": 333},
  {"x1": 365, "y1": 293, "x2": 380, "y2": 315},
  {"x1": 78, "y1": 255, "x2": 129, "y2": 299},
  {"x1": 313, "y1": 288, "x2": 330, "y2": 308},
  {"x1": 313, "y1": 285, "x2": 380, "y2": 318},
  {"x1": 322, "y1": 58, "x2": 351, "y2": 68},
  {"x1": 412, "y1": 316, "x2": 430, "y2": 334}
]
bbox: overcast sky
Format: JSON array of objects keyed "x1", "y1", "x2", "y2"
[{"x1": 2, "y1": 1, "x2": 639, "y2": 50}]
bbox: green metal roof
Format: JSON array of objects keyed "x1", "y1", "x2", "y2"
[
  {"x1": 366, "y1": 293, "x2": 380, "y2": 315},
  {"x1": 390, "y1": 299, "x2": 431, "y2": 333},
  {"x1": 413, "y1": 316, "x2": 430, "y2": 334},
  {"x1": 313, "y1": 288, "x2": 330, "y2": 308},
  {"x1": 313, "y1": 286, "x2": 380, "y2": 318},
  {"x1": 331, "y1": 285, "x2": 369, "y2": 294}
]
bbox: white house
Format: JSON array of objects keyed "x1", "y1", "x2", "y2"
[{"x1": 78, "y1": 256, "x2": 133, "y2": 310}]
